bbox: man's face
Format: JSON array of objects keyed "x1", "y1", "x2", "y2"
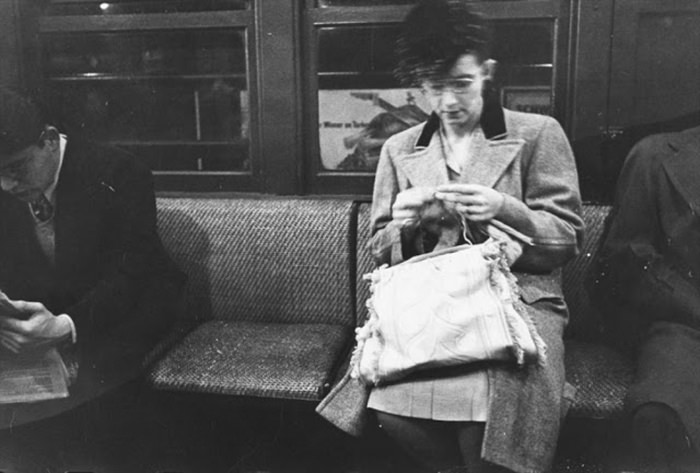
[
  {"x1": 0, "y1": 141, "x2": 58, "y2": 202},
  {"x1": 421, "y1": 53, "x2": 491, "y2": 132}
]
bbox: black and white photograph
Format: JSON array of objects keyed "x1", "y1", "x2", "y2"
[{"x1": 1, "y1": 0, "x2": 700, "y2": 472}]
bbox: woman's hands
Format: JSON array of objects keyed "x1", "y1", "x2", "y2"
[
  {"x1": 435, "y1": 183, "x2": 504, "y2": 222},
  {"x1": 392, "y1": 184, "x2": 504, "y2": 228},
  {"x1": 392, "y1": 186, "x2": 436, "y2": 226}
]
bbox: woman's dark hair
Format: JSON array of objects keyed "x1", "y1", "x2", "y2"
[{"x1": 395, "y1": 0, "x2": 492, "y2": 86}]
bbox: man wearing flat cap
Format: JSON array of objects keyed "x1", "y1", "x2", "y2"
[{"x1": 0, "y1": 86, "x2": 184, "y2": 462}]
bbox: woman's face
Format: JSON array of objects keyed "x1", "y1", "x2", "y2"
[{"x1": 421, "y1": 53, "x2": 490, "y2": 133}]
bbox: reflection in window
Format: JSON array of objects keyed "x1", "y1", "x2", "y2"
[
  {"x1": 492, "y1": 21, "x2": 554, "y2": 115},
  {"x1": 316, "y1": 20, "x2": 554, "y2": 173},
  {"x1": 315, "y1": 0, "x2": 522, "y2": 6},
  {"x1": 45, "y1": 79, "x2": 245, "y2": 142},
  {"x1": 492, "y1": 21, "x2": 554, "y2": 86},
  {"x1": 41, "y1": 30, "x2": 249, "y2": 173},
  {"x1": 45, "y1": 0, "x2": 249, "y2": 16},
  {"x1": 43, "y1": 31, "x2": 245, "y2": 77},
  {"x1": 318, "y1": 26, "x2": 399, "y2": 82},
  {"x1": 317, "y1": 0, "x2": 416, "y2": 6}
]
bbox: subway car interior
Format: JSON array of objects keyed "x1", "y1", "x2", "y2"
[{"x1": 1, "y1": 0, "x2": 700, "y2": 472}]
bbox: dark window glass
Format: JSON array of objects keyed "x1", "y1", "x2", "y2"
[
  {"x1": 316, "y1": 19, "x2": 554, "y2": 173},
  {"x1": 318, "y1": 26, "x2": 400, "y2": 80},
  {"x1": 45, "y1": 0, "x2": 249, "y2": 15},
  {"x1": 315, "y1": 0, "x2": 524, "y2": 6},
  {"x1": 42, "y1": 30, "x2": 249, "y2": 173},
  {"x1": 120, "y1": 143, "x2": 250, "y2": 172},
  {"x1": 492, "y1": 20, "x2": 554, "y2": 86},
  {"x1": 43, "y1": 30, "x2": 245, "y2": 77}
]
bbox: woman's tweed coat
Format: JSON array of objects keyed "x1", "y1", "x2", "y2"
[{"x1": 318, "y1": 98, "x2": 583, "y2": 473}]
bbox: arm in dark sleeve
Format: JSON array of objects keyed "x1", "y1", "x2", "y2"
[
  {"x1": 593, "y1": 138, "x2": 700, "y2": 330},
  {"x1": 66, "y1": 158, "x2": 184, "y2": 375}
]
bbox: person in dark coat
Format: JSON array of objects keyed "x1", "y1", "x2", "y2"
[
  {"x1": 592, "y1": 125, "x2": 700, "y2": 473},
  {"x1": 0, "y1": 87, "x2": 184, "y2": 465}
]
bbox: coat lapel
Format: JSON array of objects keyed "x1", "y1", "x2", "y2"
[
  {"x1": 54, "y1": 142, "x2": 101, "y2": 278},
  {"x1": 464, "y1": 87, "x2": 521, "y2": 187},
  {"x1": 394, "y1": 128, "x2": 524, "y2": 189},
  {"x1": 394, "y1": 139, "x2": 450, "y2": 187},
  {"x1": 662, "y1": 130, "x2": 700, "y2": 212},
  {"x1": 462, "y1": 131, "x2": 524, "y2": 187},
  {"x1": 393, "y1": 89, "x2": 522, "y2": 188},
  {"x1": 394, "y1": 121, "x2": 450, "y2": 187}
]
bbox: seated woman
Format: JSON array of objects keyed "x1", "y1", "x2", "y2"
[{"x1": 365, "y1": 1, "x2": 584, "y2": 472}]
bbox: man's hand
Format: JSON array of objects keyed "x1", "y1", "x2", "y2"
[
  {"x1": 392, "y1": 187, "x2": 436, "y2": 226},
  {"x1": 0, "y1": 300, "x2": 72, "y2": 354},
  {"x1": 0, "y1": 290, "x2": 22, "y2": 318},
  {"x1": 435, "y1": 184, "x2": 505, "y2": 222}
]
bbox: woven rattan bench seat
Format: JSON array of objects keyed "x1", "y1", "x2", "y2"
[
  {"x1": 565, "y1": 340, "x2": 633, "y2": 419},
  {"x1": 148, "y1": 320, "x2": 351, "y2": 401}
]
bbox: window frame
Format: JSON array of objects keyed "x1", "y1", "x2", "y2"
[
  {"x1": 27, "y1": 0, "x2": 573, "y2": 195},
  {"x1": 302, "y1": 0, "x2": 572, "y2": 196},
  {"x1": 38, "y1": 7, "x2": 264, "y2": 192}
]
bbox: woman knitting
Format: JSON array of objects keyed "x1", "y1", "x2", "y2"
[{"x1": 364, "y1": 1, "x2": 584, "y2": 472}]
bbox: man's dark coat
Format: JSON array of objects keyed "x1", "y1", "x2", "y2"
[
  {"x1": 0, "y1": 139, "x2": 184, "y2": 411},
  {"x1": 593, "y1": 125, "x2": 700, "y2": 448}
]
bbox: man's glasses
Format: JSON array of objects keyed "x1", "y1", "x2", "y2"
[{"x1": 422, "y1": 78, "x2": 475, "y2": 96}]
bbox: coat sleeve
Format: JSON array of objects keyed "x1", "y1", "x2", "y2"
[
  {"x1": 66, "y1": 157, "x2": 184, "y2": 378},
  {"x1": 368, "y1": 138, "x2": 423, "y2": 266},
  {"x1": 593, "y1": 137, "x2": 700, "y2": 331},
  {"x1": 496, "y1": 116, "x2": 584, "y2": 272}
]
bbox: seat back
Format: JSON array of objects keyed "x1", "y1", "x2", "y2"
[
  {"x1": 562, "y1": 204, "x2": 613, "y2": 340},
  {"x1": 156, "y1": 197, "x2": 356, "y2": 326},
  {"x1": 356, "y1": 203, "x2": 374, "y2": 326}
]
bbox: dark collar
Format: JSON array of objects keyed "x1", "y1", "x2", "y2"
[{"x1": 416, "y1": 85, "x2": 507, "y2": 147}]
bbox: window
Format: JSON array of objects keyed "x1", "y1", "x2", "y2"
[
  {"x1": 30, "y1": 0, "x2": 570, "y2": 194},
  {"x1": 38, "y1": 0, "x2": 257, "y2": 191},
  {"x1": 304, "y1": 1, "x2": 568, "y2": 195}
]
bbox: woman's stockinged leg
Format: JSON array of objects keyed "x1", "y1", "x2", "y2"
[
  {"x1": 375, "y1": 412, "x2": 511, "y2": 472},
  {"x1": 456, "y1": 422, "x2": 512, "y2": 473},
  {"x1": 375, "y1": 411, "x2": 461, "y2": 472}
]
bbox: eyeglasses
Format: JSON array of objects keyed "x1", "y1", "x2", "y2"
[{"x1": 422, "y1": 78, "x2": 475, "y2": 96}]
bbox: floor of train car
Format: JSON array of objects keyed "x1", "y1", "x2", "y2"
[{"x1": 0, "y1": 388, "x2": 629, "y2": 473}]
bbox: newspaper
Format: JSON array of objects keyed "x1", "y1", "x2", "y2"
[
  {"x1": 0, "y1": 290, "x2": 70, "y2": 403},
  {"x1": 0, "y1": 347, "x2": 70, "y2": 403}
]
